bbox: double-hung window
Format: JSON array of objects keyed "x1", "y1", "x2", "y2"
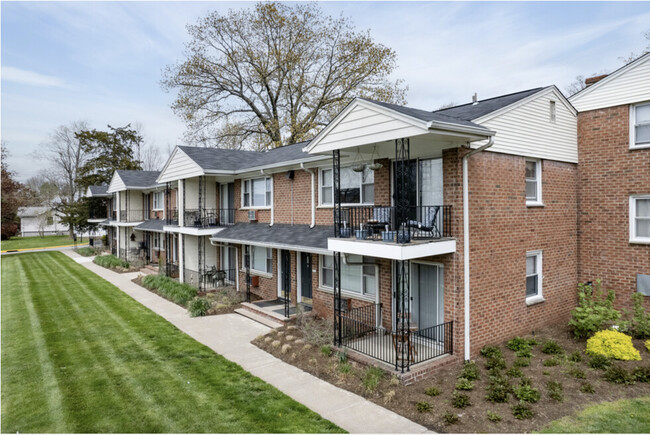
[
  {"x1": 525, "y1": 159, "x2": 542, "y2": 206},
  {"x1": 248, "y1": 245, "x2": 272, "y2": 274},
  {"x1": 320, "y1": 255, "x2": 377, "y2": 297},
  {"x1": 152, "y1": 191, "x2": 164, "y2": 210},
  {"x1": 243, "y1": 177, "x2": 272, "y2": 208},
  {"x1": 319, "y1": 166, "x2": 374, "y2": 206},
  {"x1": 630, "y1": 195, "x2": 650, "y2": 243},
  {"x1": 630, "y1": 102, "x2": 650, "y2": 149},
  {"x1": 526, "y1": 251, "x2": 543, "y2": 303}
]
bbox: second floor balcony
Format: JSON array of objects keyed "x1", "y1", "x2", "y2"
[
  {"x1": 182, "y1": 208, "x2": 236, "y2": 228},
  {"x1": 119, "y1": 210, "x2": 145, "y2": 223}
]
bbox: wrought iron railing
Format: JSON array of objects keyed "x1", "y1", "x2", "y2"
[
  {"x1": 183, "y1": 208, "x2": 236, "y2": 228},
  {"x1": 336, "y1": 205, "x2": 451, "y2": 243},
  {"x1": 111, "y1": 210, "x2": 117, "y2": 220},
  {"x1": 164, "y1": 262, "x2": 179, "y2": 279},
  {"x1": 166, "y1": 208, "x2": 178, "y2": 225},
  {"x1": 119, "y1": 210, "x2": 145, "y2": 222},
  {"x1": 89, "y1": 209, "x2": 109, "y2": 220}
]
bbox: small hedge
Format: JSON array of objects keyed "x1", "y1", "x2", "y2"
[
  {"x1": 94, "y1": 254, "x2": 129, "y2": 270},
  {"x1": 75, "y1": 247, "x2": 98, "y2": 257},
  {"x1": 586, "y1": 330, "x2": 641, "y2": 361},
  {"x1": 141, "y1": 275, "x2": 198, "y2": 306}
]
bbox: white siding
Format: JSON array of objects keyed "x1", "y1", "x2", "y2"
[
  {"x1": 570, "y1": 54, "x2": 650, "y2": 112},
  {"x1": 158, "y1": 148, "x2": 204, "y2": 183},
  {"x1": 205, "y1": 241, "x2": 218, "y2": 268},
  {"x1": 184, "y1": 235, "x2": 199, "y2": 270},
  {"x1": 475, "y1": 88, "x2": 578, "y2": 163},
  {"x1": 107, "y1": 173, "x2": 126, "y2": 193}
]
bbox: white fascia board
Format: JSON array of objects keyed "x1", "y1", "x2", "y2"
[
  {"x1": 233, "y1": 156, "x2": 330, "y2": 175},
  {"x1": 133, "y1": 227, "x2": 166, "y2": 233},
  {"x1": 163, "y1": 225, "x2": 180, "y2": 233},
  {"x1": 327, "y1": 238, "x2": 456, "y2": 260},
  {"x1": 115, "y1": 221, "x2": 143, "y2": 227},
  {"x1": 107, "y1": 172, "x2": 125, "y2": 193},
  {"x1": 176, "y1": 227, "x2": 222, "y2": 236},
  {"x1": 209, "y1": 235, "x2": 332, "y2": 255},
  {"x1": 157, "y1": 147, "x2": 206, "y2": 183},
  {"x1": 569, "y1": 52, "x2": 650, "y2": 104}
]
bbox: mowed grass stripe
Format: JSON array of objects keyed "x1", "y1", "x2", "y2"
[{"x1": 1, "y1": 252, "x2": 343, "y2": 433}]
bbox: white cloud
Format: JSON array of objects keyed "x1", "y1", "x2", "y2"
[{"x1": 2, "y1": 66, "x2": 67, "y2": 88}]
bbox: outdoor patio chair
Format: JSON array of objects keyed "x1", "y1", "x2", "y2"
[{"x1": 406, "y1": 206, "x2": 440, "y2": 238}]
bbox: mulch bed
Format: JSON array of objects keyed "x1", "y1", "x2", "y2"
[{"x1": 253, "y1": 322, "x2": 650, "y2": 433}]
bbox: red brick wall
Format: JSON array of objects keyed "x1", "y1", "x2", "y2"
[{"x1": 577, "y1": 104, "x2": 650, "y2": 311}]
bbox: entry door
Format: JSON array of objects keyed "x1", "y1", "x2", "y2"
[
  {"x1": 410, "y1": 263, "x2": 444, "y2": 331},
  {"x1": 280, "y1": 250, "x2": 291, "y2": 301},
  {"x1": 300, "y1": 252, "x2": 313, "y2": 305},
  {"x1": 220, "y1": 183, "x2": 235, "y2": 224},
  {"x1": 221, "y1": 246, "x2": 236, "y2": 283}
]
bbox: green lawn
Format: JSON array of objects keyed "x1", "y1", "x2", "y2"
[
  {"x1": 1, "y1": 251, "x2": 343, "y2": 433},
  {"x1": 540, "y1": 397, "x2": 650, "y2": 433},
  {"x1": 1, "y1": 235, "x2": 75, "y2": 251}
]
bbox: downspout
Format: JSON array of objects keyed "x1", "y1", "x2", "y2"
[
  {"x1": 261, "y1": 169, "x2": 274, "y2": 226},
  {"x1": 300, "y1": 163, "x2": 316, "y2": 228},
  {"x1": 462, "y1": 136, "x2": 494, "y2": 361}
]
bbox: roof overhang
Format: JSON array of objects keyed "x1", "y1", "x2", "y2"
[
  {"x1": 328, "y1": 237, "x2": 456, "y2": 260},
  {"x1": 209, "y1": 235, "x2": 331, "y2": 255}
]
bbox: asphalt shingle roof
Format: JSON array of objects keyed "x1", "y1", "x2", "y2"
[
  {"x1": 432, "y1": 88, "x2": 545, "y2": 121},
  {"x1": 211, "y1": 223, "x2": 332, "y2": 251},
  {"x1": 134, "y1": 219, "x2": 166, "y2": 232},
  {"x1": 117, "y1": 170, "x2": 162, "y2": 188},
  {"x1": 88, "y1": 185, "x2": 109, "y2": 196}
]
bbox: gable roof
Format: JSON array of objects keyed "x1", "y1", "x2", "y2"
[
  {"x1": 432, "y1": 88, "x2": 546, "y2": 121},
  {"x1": 86, "y1": 185, "x2": 109, "y2": 197},
  {"x1": 116, "y1": 170, "x2": 162, "y2": 189}
]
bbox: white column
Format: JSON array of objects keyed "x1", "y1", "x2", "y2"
[
  {"x1": 179, "y1": 234, "x2": 184, "y2": 281},
  {"x1": 179, "y1": 180, "x2": 184, "y2": 227}
]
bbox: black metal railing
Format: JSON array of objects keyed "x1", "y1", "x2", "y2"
[
  {"x1": 411, "y1": 321, "x2": 454, "y2": 365},
  {"x1": 166, "y1": 208, "x2": 178, "y2": 225},
  {"x1": 119, "y1": 210, "x2": 145, "y2": 222},
  {"x1": 89, "y1": 209, "x2": 109, "y2": 220},
  {"x1": 164, "y1": 262, "x2": 179, "y2": 278},
  {"x1": 182, "y1": 208, "x2": 236, "y2": 227},
  {"x1": 111, "y1": 210, "x2": 117, "y2": 220},
  {"x1": 336, "y1": 205, "x2": 451, "y2": 243},
  {"x1": 203, "y1": 266, "x2": 237, "y2": 288}
]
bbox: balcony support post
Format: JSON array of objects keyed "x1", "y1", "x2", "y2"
[
  {"x1": 394, "y1": 259, "x2": 411, "y2": 372},
  {"x1": 394, "y1": 138, "x2": 412, "y2": 243},
  {"x1": 245, "y1": 245, "x2": 251, "y2": 303}
]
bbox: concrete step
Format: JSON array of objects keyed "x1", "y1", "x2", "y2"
[
  {"x1": 139, "y1": 267, "x2": 158, "y2": 276},
  {"x1": 240, "y1": 301, "x2": 291, "y2": 322},
  {"x1": 234, "y1": 308, "x2": 284, "y2": 329}
]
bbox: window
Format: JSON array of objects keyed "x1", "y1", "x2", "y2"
[
  {"x1": 549, "y1": 101, "x2": 556, "y2": 122},
  {"x1": 320, "y1": 255, "x2": 377, "y2": 297},
  {"x1": 46, "y1": 216, "x2": 54, "y2": 226},
  {"x1": 631, "y1": 102, "x2": 650, "y2": 149},
  {"x1": 248, "y1": 245, "x2": 272, "y2": 274},
  {"x1": 525, "y1": 159, "x2": 542, "y2": 205},
  {"x1": 630, "y1": 195, "x2": 650, "y2": 243},
  {"x1": 526, "y1": 251, "x2": 543, "y2": 302},
  {"x1": 319, "y1": 166, "x2": 374, "y2": 205},
  {"x1": 152, "y1": 191, "x2": 164, "y2": 210},
  {"x1": 243, "y1": 177, "x2": 272, "y2": 208}
]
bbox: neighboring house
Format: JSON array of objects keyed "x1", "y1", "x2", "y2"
[
  {"x1": 569, "y1": 52, "x2": 650, "y2": 311},
  {"x1": 17, "y1": 206, "x2": 68, "y2": 237}
]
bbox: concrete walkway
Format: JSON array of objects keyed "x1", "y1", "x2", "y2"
[{"x1": 63, "y1": 251, "x2": 431, "y2": 434}]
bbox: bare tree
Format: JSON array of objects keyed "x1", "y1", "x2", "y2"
[
  {"x1": 620, "y1": 29, "x2": 650, "y2": 64},
  {"x1": 565, "y1": 75, "x2": 587, "y2": 97},
  {"x1": 437, "y1": 102, "x2": 457, "y2": 110},
  {"x1": 162, "y1": 2, "x2": 407, "y2": 150},
  {"x1": 140, "y1": 144, "x2": 164, "y2": 171}
]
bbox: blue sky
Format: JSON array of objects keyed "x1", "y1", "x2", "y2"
[{"x1": 2, "y1": 1, "x2": 650, "y2": 180}]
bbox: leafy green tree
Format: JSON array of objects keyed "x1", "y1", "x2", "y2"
[
  {"x1": 1, "y1": 147, "x2": 33, "y2": 239},
  {"x1": 162, "y1": 2, "x2": 407, "y2": 149}
]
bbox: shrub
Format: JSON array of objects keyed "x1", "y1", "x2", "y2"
[
  {"x1": 320, "y1": 345, "x2": 333, "y2": 357},
  {"x1": 512, "y1": 401, "x2": 534, "y2": 420},
  {"x1": 416, "y1": 401, "x2": 431, "y2": 413},
  {"x1": 543, "y1": 357, "x2": 561, "y2": 367},
  {"x1": 485, "y1": 356, "x2": 507, "y2": 371},
  {"x1": 507, "y1": 337, "x2": 532, "y2": 352},
  {"x1": 338, "y1": 362, "x2": 351, "y2": 374},
  {"x1": 75, "y1": 246, "x2": 98, "y2": 256},
  {"x1": 297, "y1": 316, "x2": 333, "y2": 346},
  {"x1": 486, "y1": 372, "x2": 511, "y2": 403},
  {"x1": 362, "y1": 366, "x2": 384, "y2": 392},
  {"x1": 460, "y1": 361, "x2": 480, "y2": 381},
  {"x1": 586, "y1": 330, "x2": 641, "y2": 361},
  {"x1": 580, "y1": 382, "x2": 595, "y2": 394},
  {"x1": 541, "y1": 340, "x2": 564, "y2": 355},
  {"x1": 543, "y1": 370, "x2": 551, "y2": 376},
  {"x1": 94, "y1": 254, "x2": 129, "y2": 270},
  {"x1": 515, "y1": 347, "x2": 532, "y2": 358},
  {"x1": 424, "y1": 386, "x2": 441, "y2": 397},
  {"x1": 519, "y1": 376, "x2": 532, "y2": 386},
  {"x1": 505, "y1": 367, "x2": 523, "y2": 378},
  {"x1": 451, "y1": 391, "x2": 471, "y2": 408},
  {"x1": 546, "y1": 381, "x2": 564, "y2": 402},
  {"x1": 141, "y1": 275, "x2": 198, "y2": 306},
  {"x1": 187, "y1": 297, "x2": 211, "y2": 317},
  {"x1": 513, "y1": 357, "x2": 530, "y2": 368},
  {"x1": 588, "y1": 353, "x2": 611, "y2": 370},
  {"x1": 486, "y1": 411, "x2": 502, "y2": 423},
  {"x1": 603, "y1": 365, "x2": 635, "y2": 384},
  {"x1": 646, "y1": 340, "x2": 650, "y2": 353},
  {"x1": 455, "y1": 377, "x2": 474, "y2": 391},
  {"x1": 620, "y1": 293, "x2": 650, "y2": 339},
  {"x1": 568, "y1": 351, "x2": 583, "y2": 363},
  {"x1": 442, "y1": 411, "x2": 459, "y2": 425},
  {"x1": 568, "y1": 366, "x2": 586, "y2": 379},
  {"x1": 514, "y1": 384, "x2": 540, "y2": 403},
  {"x1": 480, "y1": 345, "x2": 502, "y2": 359},
  {"x1": 632, "y1": 366, "x2": 650, "y2": 382},
  {"x1": 569, "y1": 279, "x2": 620, "y2": 338}
]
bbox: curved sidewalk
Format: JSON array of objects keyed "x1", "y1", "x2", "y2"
[{"x1": 64, "y1": 251, "x2": 431, "y2": 434}]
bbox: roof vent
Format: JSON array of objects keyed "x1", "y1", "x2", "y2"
[{"x1": 472, "y1": 93, "x2": 478, "y2": 105}]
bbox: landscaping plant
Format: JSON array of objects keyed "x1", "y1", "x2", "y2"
[
  {"x1": 514, "y1": 384, "x2": 541, "y2": 403},
  {"x1": 480, "y1": 345, "x2": 502, "y2": 359},
  {"x1": 486, "y1": 371, "x2": 511, "y2": 403},
  {"x1": 141, "y1": 275, "x2": 198, "y2": 306},
  {"x1": 541, "y1": 339, "x2": 564, "y2": 355},
  {"x1": 451, "y1": 391, "x2": 471, "y2": 408},
  {"x1": 580, "y1": 382, "x2": 595, "y2": 394},
  {"x1": 486, "y1": 411, "x2": 502, "y2": 423},
  {"x1": 619, "y1": 293, "x2": 650, "y2": 339},
  {"x1": 460, "y1": 360, "x2": 480, "y2": 380},
  {"x1": 513, "y1": 357, "x2": 530, "y2": 367},
  {"x1": 588, "y1": 353, "x2": 612, "y2": 370},
  {"x1": 568, "y1": 279, "x2": 620, "y2": 338},
  {"x1": 632, "y1": 366, "x2": 650, "y2": 382},
  {"x1": 603, "y1": 365, "x2": 635, "y2": 384},
  {"x1": 506, "y1": 367, "x2": 524, "y2": 378},
  {"x1": 546, "y1": 381, "x2": 564, "y2": 402},
  {"x1": 416, "y1": 401, "x2": 431, "y2": 413},
  {"x1": 362, "y1": 366, "x2": 384, "y2": 392},
  {"x1": 455, "y1": 377, "x2": 474, "y2": 390},
  {"x1": 442, "y1": 411, "x2": 459, "y2": 425},
  {"x1": 586, "y1": 330, "x2": 641, "y2": 361},
  {"x1": 512, "y1": 401, "x2": 534, "y2": 420},
  {"x1": 187, "y1": 297, "x2": 211, "y2": 317},
  {"x1": 93, "y1": 254, "x2": 129, "y2": 270},
  {"x1": 424, "y1": 386, "x2": 441, "y2": 397}
]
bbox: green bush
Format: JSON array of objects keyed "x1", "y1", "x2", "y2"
[
  {"x1": 513, "y1": 357, "x2": 531, "y2": 368},
  {"x1": 580, "y1": 382, "x2": 595, "y2": 394},
  {"x1": 632, "y1": 366, "x2": 650, "y2": 382},
  {"x1": 188, "y1": 297, "x2": 211, "y2": 317},
  {"x1": 485, "y1": 356, "x2": 507, "y2": 371},
  {"x1": 460, "y1": 361, "x2": 480, "y2": 381},
  {"x1": 362, "y1": 366, "x2": 384, "y2": 392},
  {"x1": 568, "y1": 366, "x2": 586, "y2": 379},
  {"x1": 455, "y1": 377, "x2": 474, "y2": 391},
  {"x1": 486, "y1": 411, "x2": 502, "y2": 423},
  {"x1": 416, "y1": 401, "x2": 431, "y2": 413},
  {"x1": 620, "y1": 293, "x2": 650, "y2": 339},
  {"x1": 569, "y1": 279, "x2": 621, "y2": 338},
  {"x1": 94, "y1": 254, "x2": 129, "y2": 270},
  {"x1": 424, "y1": 386, "x2": 441, "y2": 397},
  {"x1": 541, "y1": 340, "x2": 564, "y2": 355},
  {"x1": 442, "y1": 411, "x2": 459, "y2": 425},
  {"x1": 486, "y1": 372, "x2": 511, "y2": 403},
  {"x1": 141, "y1": 275, "x2": 198, "y2": 306},
  {"x1": 515, "y1": 347, "x2": 532, "y2": 358},
  {"x1": 512, "y1": 401, "x2": 534, "y2": 420},
  {"x1": 586, "y1": 330, "x2": 641, "y2": 361},
  {"x1": 507, "y1": 337, "x2": 535, "y2": 352},
  {"x1": 320, "y1": 345, "x2": 333, "y2": 357},
  {"x1": 514, "y1": 384, "x2": 540, "y2": 403},
  {"x1": 588, "y1": 353, "x2": 611, "y2": 370},
  {"x1": 543, "y1": 357, "x2": 561, "y2": 367},
  {"x1": 75, "y1": 246, "x2": 97, "y2": 256},
  {"x1": 101, "y1": 234, "x2": 107, "y2": 246},
  {"x1": 568, "y1": 350, "x2": 583, "y2": 363},
  {"x1": 480, "y1": 345, "x2": 502, "y2": 359},
  {"x1": 338, "y1": 362, "x2": 351, "y2": 374},
  {"x1": 546, "y1": 381, "x2": 564, "y2": 402},
  {"x1": 519, "y1": 376, "x2": 533, "y2": 386},
  {"x1": 603, "y1": 365, "x2": 635, "y2": 385},
  {"x1": 506, "y1": 367, "x2": 523, "y2": 378},
  {"x1": 451, "y1": 391, "x2": 471, "y2": 409}
]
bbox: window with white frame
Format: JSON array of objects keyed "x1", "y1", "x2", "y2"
[
  {"x1": 152, "y1": 191, "x2": 164, "y2": 210},
  {"x1": 631, "y1": 102, "x2": 650, "y2": 148},
  {"x1": 320, "y1": 255, "x2": 377, "y2": 297},
  {"x1": 526, "y1": 251, "x2": 543, "y2": 300},
  {"x1": 246, "y1": 245, "x2": 272, "y2": 274},
  {"x1": 319, "y1": 166, "x2": 374, "y2": 206},
  {"x1": 525, "y1": 159, "x2": 542, "y2": 205},
  {"x1": 630, "y1": 195, "x2": 650, "y2": 243},
  {"x1": 243, "y1": 177, "x2": 272, "y2": 208}
]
